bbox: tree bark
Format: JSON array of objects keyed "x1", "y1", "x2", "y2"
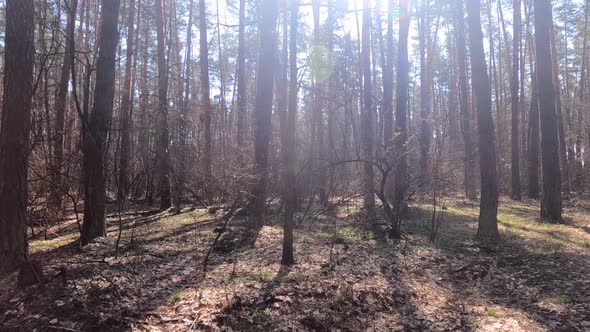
[
  {"x1": 51, "y1": 0, "x2": 78, "y2": 211},
  {"x1": 510, "y1": 0, "x2": 522, "y2": 200},
  {"x1": 236, "y1": 0, "x2": 246, "y2": 165},
  {"x1": 418, "y1": 0, "x2": 431, "y2": 180},
  {"x1": 118, "y1": 0, "x2": 136, "y2": 201},
  {"x1": 392, "y1": 0, "x2": 410, "y2": 237},
  {"x1": 383, "y1": 0, "x2": 395, "y2": 202},
  {"x1": 466, "y1": 0, "x2": 500, "y2": 242},
  {"x1": 155, "y1": 0, "x2": 171, "y2": 210},
  {"x1": 361, "y1": 0, "x2": 375, "y2": 213},
  {"x1": 200, "y1": 0, "x2": 212, "y2": 198},
  {"x1": 0, "y1": 0, "x2": 34, "y2": 272},
  {"x1": 281, "y1": 0, "x2": 299, "y2": 266},
  {"x1": 454, "y1": 0, "x2": 477, "y2": 201},
  {"x1": 534, "y1": 0, "x2": 562, "y2": 222},
  {"x1": 250, "y1": 0, "x2": 279, "y2": 227},
  {"x1": 81, "y1": 0, "x2": 120, "y2": 245}
]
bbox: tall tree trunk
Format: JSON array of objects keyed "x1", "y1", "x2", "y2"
[
  {"x1": 361, "y1": 0, "x2": 375, "y2": 214},
  {"x1": 455, "y1": 0, "x2": 477, "y2": 201},
  {"x1": 550, "y1": 20, "x2": 570, "y2": 195},
  {"x1": 383, "y1": 0, "x2": 395, "y2": 201},
  {"x1": 281, "y1": 0, "x2": 299, "y2": 266},
  {"x1": 81, "y1": 0, "x2": 121, "y2": 245},
  {"x1": 52, "y1": 0, "x2": 78, "y2": 212},
  {"x1": 118, "y1": 0, "x2": 136, "y2": 201},
  {"x1": 200, "y1": 0, "x2": 212, "y2": 199},
  {"x1": 155, "y1": 0, "x2": 171, "y2": 210},
  {"x1": 250, "y1": 0, "x2": 279, "y2": 227},
  {"x1": 393, "y1": 0, "x2": 410, "y2": 237},
  {"x1": 173, "y1": 0, "x2": 193, "y2": 214},
  {"x1": 466, "y1": 0, "x2": 500, "y2": 242},
  {"x1": 418, "y1": 0, "x2": 431, "y2": 180},
  {"x1": 528, "y1": 67, "x2": 540, "y2": 199},
  {"x1": 0, "y1": 0, "x2": 34, "y2": 272},
  {"x1": 236, "y1": 0, "x2": 246, "y2": 164},
  {"x1": 534, "y1": 0, "x2": 562, "y2": 223},
  {"x1": 138, "y1": 3, "x2": 152, "y2": 203},
  {"x1": 510, "y1": 0, "x2": 522, "y2": 200}
]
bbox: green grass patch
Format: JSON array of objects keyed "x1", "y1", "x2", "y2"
[
  {"x1": 234, "y1": 270, "x2": 275, "y2": 282},
  {"x1": 486, "y1": 309, "x2": 501, "y2": 318},
  {"x1": 30, "y1": 233, "x2": 77, "y2": 254},
  {"x1": 170, "y1": 290, "x2": 186, "y2": 303},
  {"x1": 544, "y1": 294, "x2": 572, "y2": 305}
]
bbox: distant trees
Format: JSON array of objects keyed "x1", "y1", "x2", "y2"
[
  {"x1": 4, "y1": 0, "x2": 588, "y2": 259},
  {"x1": 467, "y1": 0, "x2": 500, "y2": 241},
  {"x1": 81, "y1": 0, "x2": 121, "y2": 245},
  {"x1": 0, "y1": 0, "x2": 34, "y2": 272}
]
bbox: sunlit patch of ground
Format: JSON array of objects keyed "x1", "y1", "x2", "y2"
[{"x1": 1, "y1": 196, "x2": 589, "y2": 331}]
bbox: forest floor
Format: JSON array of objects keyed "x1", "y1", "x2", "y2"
[{"x1": 1, "y1": 195, "x2": 590, "y2": 331}]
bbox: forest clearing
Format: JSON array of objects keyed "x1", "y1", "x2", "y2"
[{"x1": 1, "y1": 196, "x2": 589, "y2": 331}]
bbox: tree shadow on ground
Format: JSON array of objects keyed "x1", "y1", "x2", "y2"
[
  {"x1": 401, "y1": 204, "x2": 590, "y2": 331},
  {"x1": 0, "y1": 207, "x2": 261, "y2": 331}
]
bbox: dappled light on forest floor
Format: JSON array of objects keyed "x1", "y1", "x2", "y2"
[{"x1": 1, "y1": 197, "x2": 589, "y2": 331}]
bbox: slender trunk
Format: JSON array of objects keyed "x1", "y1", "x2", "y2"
[
  {"x1": 200, "y1": 0, "x2": 212, "y2": 199},
  {"x1": 236, "y1": 0, "x2": 246, "y2": 164},
  {"x1": 550, "y1": 20, "x2": 570, "y2": 195},
  {"x1": 118, "y1": 0, "x2": 136, "y2": 201},
  {"x1": 384, "y1": 0, "x2": 395, "y2": 201},
  {"x1": 455, "y1": 0, "x2": 477, "y2": 201},
  {"x1": 52, "y1": 0, "x2": 78, "y2": 211},
  {"x1": 393, "y1": 0, "x2": 410, "y2": 236},
  {"x1": 466, "y1": 0, "x2": 500, "y2": 242},
  {"x1": 155, "y1": 0, "x2": 171, "y2": 210},
  {"x1": 281, "y1": 0, "x2": 299, "y2": 266},
  {"x1": 510, "y1": 0, "x2": 521, "y2": 200},
  {"x1": 361, "y1": 0, "x2": 375, "y2": 213},
  {"x1": 82, "y1": 0, "x2": 121, "y2": 245},
  {"x1": 250, "y1": 0, "x2": 279, "y2": 227},
  {"x1": 418, "y1": 0, "x2": 431, "y2": 180}
]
